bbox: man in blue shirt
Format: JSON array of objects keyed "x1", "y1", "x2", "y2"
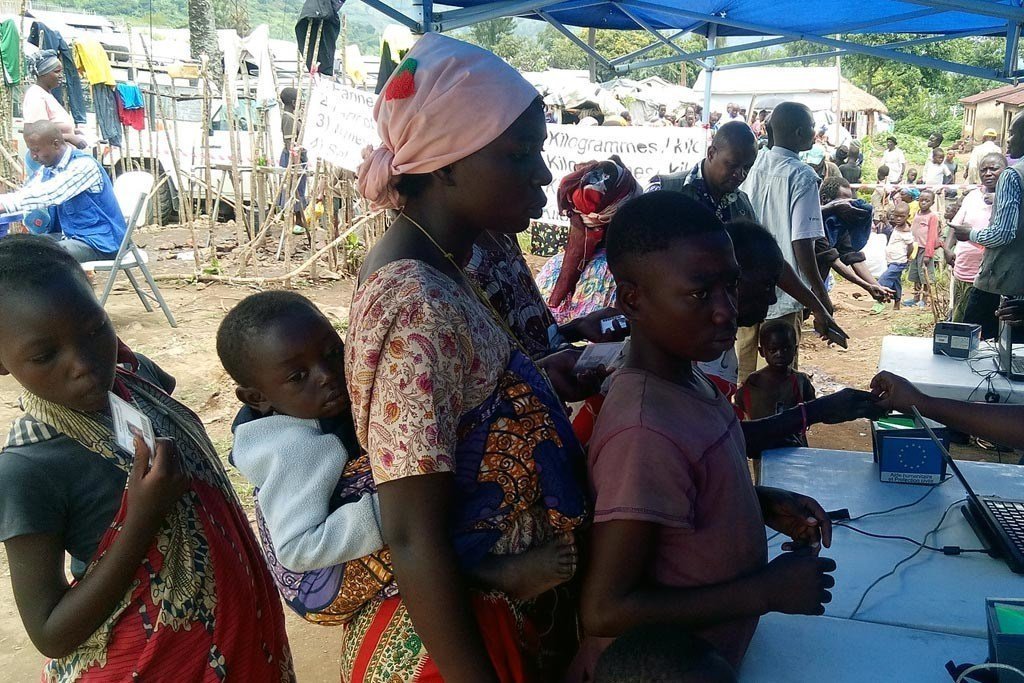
[{"x1": 0, "y1": 121, "x2": 125, "y2": 262}]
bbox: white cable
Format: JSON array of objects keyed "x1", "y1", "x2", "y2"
[{"x1": 955, "y1": 662, "x2": 1024, "y2": 683}]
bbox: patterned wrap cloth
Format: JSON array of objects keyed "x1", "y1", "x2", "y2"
[{"x1": 10, "y1": 347, "x2": 294, "y2": 683}]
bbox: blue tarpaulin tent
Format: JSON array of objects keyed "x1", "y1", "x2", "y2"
[
  {"x1": 358, "y1": 0, "x2": 1024, "y2": 81},
  {"x1": 357, "y1": 0, "x2": 1024, "y2": 121}
]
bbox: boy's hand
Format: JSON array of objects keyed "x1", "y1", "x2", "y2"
[
  {"x1": 807, "y1": 388, "x2": 887, "y2": 425},
  {"x1": 125, "y1": 437, "x2": 188, "y2": 531},
  {"x1": 870, "y1": 371, "x2": 925, "y2": 414},
  {"x1": 537, "y1": 349, "x2": 611, "y2": 403},
  {"x1": 760, "y1": 548, "x2": 836, "y2": 616},
  {"x1": 758, "y1": 487, "x2": 832, "y2": 549},
  {"x1": 867, "y1": 284, "x2": 894, "y2": 303},
  {"x1": 997, "y1": 298, "x2": 1024, "y2": 325},
  {"x1": 811, "y1": 309, "x2": 849, "y2": 348}
]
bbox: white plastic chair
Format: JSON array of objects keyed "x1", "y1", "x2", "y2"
[{"x1": 81, "y1": 171, "x2": 177, "y2": 327}]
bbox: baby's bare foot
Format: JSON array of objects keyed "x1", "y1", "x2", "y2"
[{"x1": 496, "y1": 533, "x2": 578, "y2": 601}]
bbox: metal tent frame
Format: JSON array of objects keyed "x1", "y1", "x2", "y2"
[{"x1": 357, "y1": 0, "x2": 1024, "y2": 120}]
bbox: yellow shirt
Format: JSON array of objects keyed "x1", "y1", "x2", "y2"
[{"x1": 72, "y1": 39, "x2": 115, "y2": 86}]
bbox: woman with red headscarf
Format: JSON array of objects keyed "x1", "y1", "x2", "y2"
[{"x1": 536, "y1": 157, "x2": 644, "y2": 324}]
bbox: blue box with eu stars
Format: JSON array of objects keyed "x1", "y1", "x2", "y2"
[{"x1": 871, "y1": 415, "x2": 949, "y2": 485}]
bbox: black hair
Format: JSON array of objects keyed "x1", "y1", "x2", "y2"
[
  {"x1": 606, "y1": 192, "x2": 724, "y2": 280},
  {"x1": 724, "y1": 219, "x2": 783, "y2": 275},
  {"x1": 932, "y1": 146, "x2": 945, "y2": 157},
  {"x1": 0, "y1": 234, "x2": 88, "y2": 303},
  {"x1": 395, "y1": 172, "x2": 431, "y2": 200},
  {"x1": 280, "y1": 86, "x2": 298, "y2": 108},
  {"x1": 876, "y1": 164, "x2": 890, "y2": 179},
  {"x1": 594, "y1": 626, "x2": 736, "y2": 683},
  {"x1": 834, "y1": 147, "x2": 848, "y2": 165},
  {"x1": 819, "y1": 176, "x2": 852, "y2": 204},
  {"x1": 931, "y1": 131, "x2": 944, "y2": 142},
  {"x1": 759, "y1": 318, "x2": 797, "y2": 346},
  {"x1": 216, "y1": 290, "x2": 327, "y2": 386}
]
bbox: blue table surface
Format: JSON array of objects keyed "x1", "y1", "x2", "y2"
[{"x1": 762, "y1": 448, "x2": 1024, "y2": 638}]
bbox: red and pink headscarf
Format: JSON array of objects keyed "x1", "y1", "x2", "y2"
[{"x1": 357, "y1": 33, "x2": 540, "y2": 210}]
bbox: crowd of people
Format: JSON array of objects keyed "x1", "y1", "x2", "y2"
[{"x1": 2, "y1": 32, "x2": 1024, "y2": 683}]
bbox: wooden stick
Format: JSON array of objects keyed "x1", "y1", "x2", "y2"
[{"x1": 156, "y1": 209, "x2": 382, "y2": 285}]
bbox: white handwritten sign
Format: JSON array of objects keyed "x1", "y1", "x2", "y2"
[
  {"x1": 539, "y1": 124, "x2": 708, "y2": 225},
  {"x1": 304, "y1": 81, "x2": 379, "y2": 172},
  {"x1": 303, "y1": 83, "x2": 709, "y2": 226}
]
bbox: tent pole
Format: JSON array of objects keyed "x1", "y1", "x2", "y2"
[
  {"x1": 703, "y1": 24, "x2": 717, "y2": 123},
  {"x1": 421, "y1": 0, "x2": 434, "y2": 32}
]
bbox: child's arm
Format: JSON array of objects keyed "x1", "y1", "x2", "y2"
[
  {"x1": 234, "y1": 416, "x2": 383, "y2": 572},
  {"x1": 580, "y1": 519, "x2": 835, "y2": 638},
  {"x1": 6, "y1": 438, "x2": 186, "y2": 659}
]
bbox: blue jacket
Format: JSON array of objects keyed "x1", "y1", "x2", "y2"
[{"x1": 55, "y1": 149, "x2": 126, "y2": 256}]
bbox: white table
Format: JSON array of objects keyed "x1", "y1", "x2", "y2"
[
  {"x1": 762, "y1": 448, "x2": 1024, "y2": 638},
  {"x1": 878, "y1": 335, "x2": 1023, "y2": 404},
  {"x1": 741, "y1": 614, "x2": 987, "y2": 682}
]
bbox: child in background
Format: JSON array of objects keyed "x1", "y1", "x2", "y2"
[
  {"x1": 217, "y1": 291, "x2": 577, "y2": 622},
  {"x1": 923, "y1": 147, "x2": 950, "y2": 186},
  {"x1": 905, "y1": 189, "x2": 940, "y2": 308},
  {"x1": 593, "y1": 626, "x2": 737, "y2": 683},
  {"x1": 734, "y1": 321, "x2": 817, "y2": 446},
  {"x1": 906, "y1": 167, "x2": 920, "y2": 184},
  {"x1": 871, "y1": 165, "x2": 892, "y2": 237},
  {"x1": 879, "y1": 203, "x2": 915, "y2": 310},
  {"x1": 574, "y1": 192, "x2": 836, "y2": 681},
  {"x1": 899, "y1": 187, "x2": 920, "y2": 220},
  {"x1": 0, "y1": 236, "x2": 293, "y2": 681}
]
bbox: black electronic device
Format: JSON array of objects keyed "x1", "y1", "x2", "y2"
[
  {"x1": 912, "y1": 407, "x2": 1024, "y2": 574},
  {"x1": 933, "y1": 322, "x2": 981, "y2": 359},
  {"x1": 997, "y1": 317, "x2": 1024, "y2": 381}
]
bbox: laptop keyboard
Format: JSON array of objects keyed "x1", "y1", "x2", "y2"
[{"x1": 985, "y1": 500, "x2": 1024, "y2": 552}]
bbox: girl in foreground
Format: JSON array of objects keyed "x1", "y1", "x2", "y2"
[{"x1": 0, "y1": 235, "x2": 293, "y2": 681}]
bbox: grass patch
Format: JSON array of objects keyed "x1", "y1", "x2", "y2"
[
  {"x1": 213, "y1": 436, "x2": 256, "y2": 512},
  {"x1": 889, "y1": 312, "x2": 935, "y2": 337}
]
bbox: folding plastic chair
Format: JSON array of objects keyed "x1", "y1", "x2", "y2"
[{"x1": 81, "y1": 171, "x2": 177, "y2": 327}]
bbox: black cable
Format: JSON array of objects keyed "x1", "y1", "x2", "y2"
[
  {"x1": 849, "y1": 498, "x2": 968, "y2": 619},
  {"x1": 836, "y1": 521, "x2": 987, "y2": 554},
  {"x1": 847, "y1": 477, "x2": 949, "y2": 522}
]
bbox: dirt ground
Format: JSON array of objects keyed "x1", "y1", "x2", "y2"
[{"x1": 0, "y1": 223, "x2": 1010, "y2": 681}]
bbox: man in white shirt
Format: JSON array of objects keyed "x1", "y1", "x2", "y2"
[
  {"x1": 882, "y1": 136, "x2": 907, "y2": 183},
  {"x1": 738, "y1": 101, "x2": 832, "y2": 382}
]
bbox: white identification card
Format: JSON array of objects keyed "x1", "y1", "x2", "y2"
[
  {"x1": 575, "y1": 341, "x2": 625, "y2": 373},
  {"x1": 109, "y1": 392, "x2": 156, "y2": 459}
]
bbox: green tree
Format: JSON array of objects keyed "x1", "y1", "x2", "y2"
[
  {"x1": 469, "y1": 18, "x2": 516, "y2": 52},
  {"x1": 538, "y1": 27, "x2": 706, "y2": 84}
]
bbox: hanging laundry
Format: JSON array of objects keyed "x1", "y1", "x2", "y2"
[
  {"x1": 93, "y1": 84, "x2": 122, "y2": 146},
  {"x1": 0, "y1": 19, "x2": 21, "y2": 85},
  {"x1": 72, "y1": 38, "x2": 115, "y2": 86},
  {"x1": 28, "y1": 22, "x2": 86, "y2": 124},
  {"x1": 115, "y1": 82, "x2": 144, "y2": 109},
  {"x1": 294, "y1": 0, "x2": 344, "y2": 76},
  {"x1": 116, "y1": 89, "x2": 144, "y2": 131}
]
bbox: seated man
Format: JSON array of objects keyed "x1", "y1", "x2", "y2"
[{"x1": 0, "y1": 121, "x2": 126, "y2": 262}]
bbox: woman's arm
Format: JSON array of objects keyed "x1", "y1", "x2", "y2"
[
  {"x1": 377, "y1": 473, "x2": 499, "y2": 683},
  {"x1": 872, "y1": 371, "x2": 1024, "y2": 450},
  {"x1": 5, "y1": 438, "x2": 186, "y2": 658}
]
